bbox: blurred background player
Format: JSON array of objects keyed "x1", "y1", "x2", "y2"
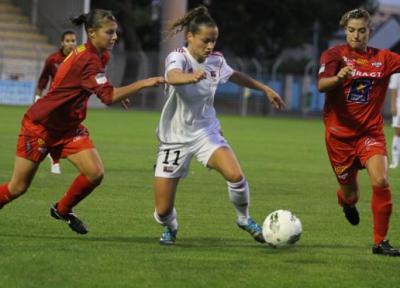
[
  {"x1": 318, "y1": 8, "x2": 400, "y2": 256},
  {"x1": 35, "y1": 30, "x2": 77, "y2": 174},
  {"x1": 0, "y1": 9, "x2": 164, "y2": 235},
  {"x1": 389, "y1": 73, "x2": 400, "y2": 168},
  {"x1": 153, "y1": 6, "x2": 285, "y2": 245}
]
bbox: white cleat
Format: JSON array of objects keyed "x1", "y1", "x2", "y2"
[
  {"x1": 389, "y1": 163, "x2": 398, "y2": 169},
  {"x1": 51, "y1": 163, "x2": 61, "y2": 174}
]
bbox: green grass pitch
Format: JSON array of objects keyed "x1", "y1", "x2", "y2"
[{"x1": 0, "y1": 105, "x2": 399, "y2": 287}]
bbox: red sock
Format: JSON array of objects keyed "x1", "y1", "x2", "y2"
[
  {"x1": 371, "y1": 186, "x2": 392, "y2": 244},
  {"x1": 337, "y1": 189, "x2": 358, "y2": 206},
  {"x1": 0, "y1": 183, "x2": 16, "y2": 209},
  {"x1": 57, "y1": 175, "x2": 98, "y2": 215}
]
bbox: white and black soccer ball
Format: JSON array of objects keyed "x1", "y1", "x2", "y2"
[{"x1": 262, "y1": 209, "x2": 302, "y2": 247}]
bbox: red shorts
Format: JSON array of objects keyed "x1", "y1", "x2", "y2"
[
  {"x1": 16, "y1": 117, "x2": 95, "y2": 163},
  {"x1": 325, "y1": 130, "x2": 387, "y2": 185}
]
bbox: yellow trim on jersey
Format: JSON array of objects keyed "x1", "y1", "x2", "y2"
[{"x1": 76, "y1": 44, "x2": 86, "y2": 53}]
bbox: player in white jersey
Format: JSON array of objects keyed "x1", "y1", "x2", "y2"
[
  {"x1": 153, "y1": 6, "x2": 285, "y2": 245},
  {"x1": 389, "y1": 73, "x2": 400, "y2": 168}
]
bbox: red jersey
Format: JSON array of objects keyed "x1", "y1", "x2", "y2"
[
  {"x1": 26, "y1": 41, "x2": 113, "y2": 136},
  {"x1": 37, "y1": 49, "x2": 66, "y2": 90},
  {"x1": 319, "y1": 44, "x2": 400, "y2": 138}
]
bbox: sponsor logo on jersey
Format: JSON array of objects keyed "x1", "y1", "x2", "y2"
[
  {"x1": 371, "y1": 62, "x2": 382, "y2": 67},
  {"x1": 95, "y1": 73, "x2": 108, "y2": 84},
  {"x1": 351, "y1": 70, "x2": 382, "y2": 78}
]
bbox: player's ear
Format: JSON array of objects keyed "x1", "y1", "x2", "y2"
[
  {"x1": 187, "y1": 32, "x2": 194, "y2": 43},
  {"x1": 87, "y1": 28, "x2": 96, "y2": 39}
]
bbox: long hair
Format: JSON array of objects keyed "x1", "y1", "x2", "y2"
[{"x1": 165, "y1": 5, "x2": 216, "y2": 39}]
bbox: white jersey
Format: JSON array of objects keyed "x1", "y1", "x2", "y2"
[
  {"x1": 157, "y1": 47, "x2": 234, "y2": 144},
  {"x1": 389, "y1": 73, "x2": 400, "y2": 110}
]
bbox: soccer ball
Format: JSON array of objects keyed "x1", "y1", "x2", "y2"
[{"x1": 262, "y1": 209, "x2": 302, "y2": 247}]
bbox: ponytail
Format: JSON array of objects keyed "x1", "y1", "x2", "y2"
[
  {"x1": 71, "y1": 9, "x2": 116, "y2": 33},
  {"x1": 165, "y1": 5, "x2": 216, "y2": 39}
]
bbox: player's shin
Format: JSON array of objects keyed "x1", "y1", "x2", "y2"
[
  {"x1": 227, "y1": 177, "x2": 250, "y2": 225},
  {"x1": 56, "y1": 174, "x2": 99, "y2": 215},
  {"x1": 371, "y1": 186, "x2": 392, "y2": 244}
]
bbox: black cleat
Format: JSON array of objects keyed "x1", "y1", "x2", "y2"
[
  {"x1": 342, "y1": 205, "x2": 360, "y2": 225},
  {"x1": 50, "y1": 204, "x2": 88, "y2": 234},
  {"x1": 372, "y1": 240, "x2": 400, "y2": 256}
]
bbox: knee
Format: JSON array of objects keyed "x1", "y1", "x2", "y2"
[
  {"x1": 372, "y1": 176, "x2": 389, "y2": 188},
  {"x1": 85, "y1": 168, "x2": 104, "y2": 186},
  {"x1": 9, "y1": 181, "x2": 30, "y2": 196},
  {"x1": 225, "y1": 172, "x2": 244, "y2": 183}
]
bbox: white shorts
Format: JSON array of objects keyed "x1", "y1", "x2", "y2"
[
  {"x1": 392, "y1": 115, "x2": 400, "y2": 128},
  {"x1": 154, "y1": 132, "x2": 230, "y2": 178}
]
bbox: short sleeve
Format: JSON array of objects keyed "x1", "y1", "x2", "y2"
[
  {"x1": 389, "y1": 73, "x2": 400, "y2": 90},
  {"x1": 385, "y1": 50, "x2": 400, "y2": 75},
  {"x1": 219, "y1": 57, "x2": 234, "y2": 83},
  {"x1": 81, "y1": 59, "x2": 113, "y2": 105},
  {"x1": 318, "y1": 48, "x2": 341, "y2": 79},
  {"x1": 165, "y1": 52, "x2": 187, "y2": 74}
]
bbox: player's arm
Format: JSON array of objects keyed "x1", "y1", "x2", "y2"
[
  {"x1": 166, "y1": 68, "x2": 206, "y2": 85},
  {"x1": 229, "y1": 71, "x2": 285, "y2": 110},
  {"x1": 34, "y1": 58, "x2": 52, "y2": 101},
  {"x1": 318, "y1": 66, "x2": 353, "y2": 92},
  {"x1": 111, "y1": 77, "x2": 165, "y2": 103}
]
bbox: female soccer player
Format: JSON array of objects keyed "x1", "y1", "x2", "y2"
[
  {"x1": 35, "y1": 30, "x2": 77, "y2": 174},
  {"x1": 153, "y1": 6, "x2": 285, "y2": 245},
  {"x1": 318, "y1": 8, "x2": 400, "y2": 256},
  {"x1": 0, "y1": 9, "x2": 164, "y2": 234}
]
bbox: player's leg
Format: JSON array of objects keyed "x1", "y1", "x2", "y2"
[
  {"x1": 337, "y1": 179, "x2": 360, "y2": 225},
  {"x1": 0, "y1": 157, "x2": 40, "y2": 209},
  {"x1": 51, "y1": 147, "x2": 103, "y2": 234},
  {"x1": 365, "y1": 154, "x2": 399, "y2": 255},
  {"x1": 154, "y1": 177, "x2": 179, "y2": 245},
  {"x1": 206, "y1": 145, "x2": 264, "y2": 243},
  {"x1": 153, "y1": 143, "x2": 190, "y2": 245},
  {"x1": 389, "y1": 126, "x2": 400, "y2": 168}
]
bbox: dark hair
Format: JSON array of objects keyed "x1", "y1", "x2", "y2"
[
  {"x1": 165, "y1": 5, "x2": 216, "y2": 39},
  {"x1": 61, "y1": 30, "x2": 76, "y2": 41},
  {"x1": 339, "y1": 8, "x2": 372, "y2": 29},
  {"x1": 71, "y1": 9, "x2": 116, "y2": 33}
]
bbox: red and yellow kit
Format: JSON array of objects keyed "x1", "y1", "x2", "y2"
[
  {"x1": 18, "y1": 41, "x2": 113, "y2": 162},
  {"x1": 319, "y1": 44, "x2": 400, "y2": 183}
]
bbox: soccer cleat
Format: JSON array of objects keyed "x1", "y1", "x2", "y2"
[
  {"x1": 50, "y1": 204, "x2": 88, "y2": 234},
  {"x1": 389, "y1": 163, "x2": 398, "y2": 169},
  {"x1": 51, "y1": 163, "x2": 61, "y2": 174},
  {"x1": 372, "y1": 240, "x2": 400, "y2": 256},
  {"x1": 159, "y1": 227, "x2": 177, "y2": 245},
  {"x1": 237, "y1": 218, "x2": 266, "y2": 243},
  {"x1": 342, "y1": 205, "x2": 360, "y2": 225}
]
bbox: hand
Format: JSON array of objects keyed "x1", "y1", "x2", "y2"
[
  {"x1": 336, "y1": 66, "x2": 353, "y2": 82},
  {"x1": 190, "y1": 70, "x2": 207, "y2": 83},
  {"x1": 143, "y1": 76, "x2": 165, "y2": 88},
  {"x1": 266, "y1": 89, "x2": 286, "y2": 110}
]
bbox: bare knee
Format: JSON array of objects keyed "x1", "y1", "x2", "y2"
[
  {"x1": 8, "y1": 180, "x2": 30, "y2": 196},
  {"x1": 85, "y1": 168, "x2": 104, "y2": 186},
  {"x1": 225, "y1": 172, "x2": 244, "y2": 183},
  {"x1": 372, "y1": 176, "x2": 389, "y2": 188}
]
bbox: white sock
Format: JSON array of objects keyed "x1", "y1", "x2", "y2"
[
  {"x1": 227, "y1": 177, "x2": 250, "y2": 225},
  {"x1": 154, "y1": 208, "x2": 178, "y2": 231},
  {"x1": 392, "y1": 135, "x2": 400, "y2": 165}
]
